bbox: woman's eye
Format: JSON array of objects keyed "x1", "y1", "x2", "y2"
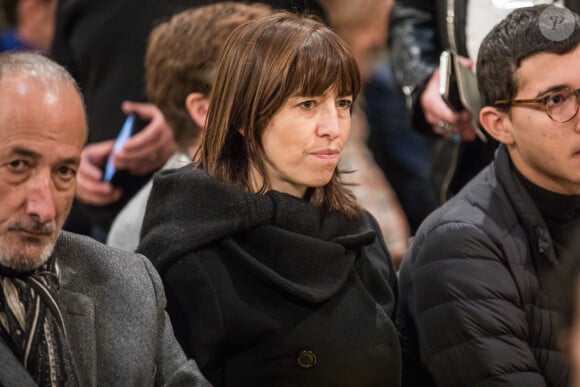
[
  {"x1": 337, "y1": 99, "x2": 353, "y2": 110},
  {"x1": 298, "y1": 100, "x2": 316, "y2": 110}
]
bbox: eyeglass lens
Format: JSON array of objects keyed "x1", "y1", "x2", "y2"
[{"x1": 547, "y1": 90, "x2": 580, "y2": 122}]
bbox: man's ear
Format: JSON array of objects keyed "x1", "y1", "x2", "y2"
[
  {"x1": 479, "y1": 106, "x2": 514, "y2": 145},
  {"x1": 185, "y1": 93, "x2": 209, "y2": 129}
]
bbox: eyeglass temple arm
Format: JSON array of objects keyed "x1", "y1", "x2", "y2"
[{"x1": 494, "y1": 98, "x2": 542, "y2": 107}]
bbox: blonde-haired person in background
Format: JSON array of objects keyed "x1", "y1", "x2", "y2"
[{"x1": 138, "y1": 11, "x2": 401, "y2": 386}]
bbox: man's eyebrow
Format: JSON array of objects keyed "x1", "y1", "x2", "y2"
[
  {"x1": 9, "y1": 147, "x2": 80, "y2": 165},
  {"x1": 61, "y1": 157, "x2": 81, "y2": 165},
  {"x1": 535, "y1": 84, "x2": 569, "y2": 98},
  {"x1": 9, "y1": 147, "x2": 40, "y2": 159}
]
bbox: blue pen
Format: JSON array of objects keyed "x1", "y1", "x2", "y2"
[{"x1": 103, "y1": 114, "x2": 135, "y2": 183}]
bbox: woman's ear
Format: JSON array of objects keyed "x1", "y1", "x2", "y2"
[
  {"x1": 185, "y1": 93, "x2": 209, "y2": 129},
  {"x1": 479, "y1": 106, "x2": 515, "y2": 145}
]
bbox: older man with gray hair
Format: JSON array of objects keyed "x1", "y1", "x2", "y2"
[{"x1": 0, "y1": 51, "x2": 209, "y2": 387}]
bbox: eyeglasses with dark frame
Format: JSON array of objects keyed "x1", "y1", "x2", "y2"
[{"x1": 494, "y1": 87, "x2": 580, "y2": 123}]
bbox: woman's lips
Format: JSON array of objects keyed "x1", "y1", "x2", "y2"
[{"x1": 311, "y1": 149, "x2": 340, "y2": 160}]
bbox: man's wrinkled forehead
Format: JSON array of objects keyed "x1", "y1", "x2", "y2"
[
  {"x1": 0, "y1": 73, "x2": 88, "y2": 142},
  {"x1": 0, "y1": 71, "x2": 63, "y2": 99}
]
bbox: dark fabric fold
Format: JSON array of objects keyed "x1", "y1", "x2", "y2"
[
  {"x1": 138, "y1": 167, "x2": 377, "y2": 286},
  {"x1": 139, "y1": 167, "x2": 275, "y2": 274},
  {"x1": 137, "y1": 166, "x2": 401, "y2": 386}
]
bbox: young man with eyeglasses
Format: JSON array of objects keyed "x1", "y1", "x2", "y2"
[{"x1": 397, "y1": 5, "x2": 580, "y2": 387}]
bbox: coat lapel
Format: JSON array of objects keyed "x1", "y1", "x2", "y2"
[
  {"x1": 0, "y1": 335, "x2": 37, "y2": 387},
  {"x1": 58, "y1": 287, "x2": 97, "y2": 387},
  {"x1": 0, "y1": 292, "x2": 96, "y2": 387}
]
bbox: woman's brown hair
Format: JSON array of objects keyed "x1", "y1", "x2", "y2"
[{"x1": 199, "y1": 11, "x2": 361, "y2": 216}]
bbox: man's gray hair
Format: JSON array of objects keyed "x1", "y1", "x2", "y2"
[{"x1": 0, "y1": 51, "x2": 83, "y2": 101}]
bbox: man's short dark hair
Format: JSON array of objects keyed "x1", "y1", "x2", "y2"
[{"x1": 477, "y1": 5, "x2": 580, "y2": 108}]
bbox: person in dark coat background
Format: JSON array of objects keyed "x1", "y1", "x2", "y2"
[
  {"x1": 397, "y1": 5, "x2": 580, "y2": 386},
  {"x1": 106, "y1": 2, "x2": 273, "y2": 252},
  {"x1": 389, "y1": 0, "x2": 580, "y2": 207},
  {"x1": 138, "y1": 12, "x2": 401, "y2": 387}
]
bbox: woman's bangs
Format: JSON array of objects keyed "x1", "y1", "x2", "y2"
[{"x1": 287, "y1": 32, "x2": 360, "y2": 98}]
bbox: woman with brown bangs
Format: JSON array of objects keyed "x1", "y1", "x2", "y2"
[{"x1": 138, "y1": 11, "x2": 401, "y2": 387}]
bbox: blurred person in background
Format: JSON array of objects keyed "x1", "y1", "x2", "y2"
[
  {"x1": 321, "y1": 0, "x2": 410, "y2": 265},
  {"x1": 51, "y1": 0, "x2": 186, "y2": 241},
  {"x1": 388, "y1": 0, "x2": 580, "y2": 206},
  {"x1": 107, "y1": 2, "x2": 273, "y2": 251},
  {"x1": 0, "y1": 0, "x2": 56, "y2": 52},
  {"x1": 363, "y1": 44, "x2": 438, "y2": 235}
]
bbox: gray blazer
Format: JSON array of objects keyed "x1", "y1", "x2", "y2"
[{"x1": 0, "y1": 231, "x2": 210, "y2": 387}]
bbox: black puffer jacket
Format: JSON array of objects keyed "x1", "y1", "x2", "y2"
[
  {"x1": 397, "y1": 145, "x2": 568, "y2": 386},
  {"x1": 137, "y1": 167, "x2": 401, "y2": 387}
]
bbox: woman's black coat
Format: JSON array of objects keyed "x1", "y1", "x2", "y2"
[{"x1": 137, "y1": 167, "x2": 401, "y2": 387}]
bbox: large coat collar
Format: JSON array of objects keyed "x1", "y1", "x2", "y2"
[
  {"x1": 139, "y1": 168, "x2": 375, "y2": 276},
  {"x1": 222, "y1": 214, "x2": 376, "y2": 303}
]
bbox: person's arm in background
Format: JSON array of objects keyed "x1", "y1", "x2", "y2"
[
  {"x1": 113, "y1": 101, "x2": 176, "y2": 176},
  {"x1": 390, "y1": 0, "x2": 475, "y2": 140},
  {"x1": 50, "y1": 0, "x2": 175, "y2": 208},
  {"x1": 74, "y1": 101, "x2": 175, "y2": 206},
  {"x1": 76, "y1": 139, "x2": 122, "y2": 206}
]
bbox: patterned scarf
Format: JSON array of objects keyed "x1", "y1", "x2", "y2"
[{"x1": 0, "y1": 257, "x2": 78, "y2": 386}]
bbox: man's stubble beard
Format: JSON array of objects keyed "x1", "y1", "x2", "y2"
[{"x1": 0, "y1": 220, "x2": 59, "y2": 272}]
